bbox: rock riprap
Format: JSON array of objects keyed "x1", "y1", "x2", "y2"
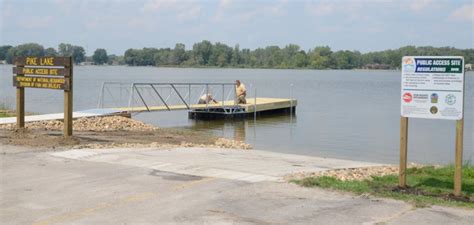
[
  {"x1": 0, "y1": 116, "x2": 157, "y2": 131},
  {"x1": 286, "y1": 164, "x2": 425, "y2": 181}
]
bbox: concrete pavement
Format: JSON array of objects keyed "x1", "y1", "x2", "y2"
[
  {"x1": 49, "y1": 147, "x2": 383, "y2": 182},
  {"x1": 1, "y1": 145, "x2": 473, "y2": 224}
]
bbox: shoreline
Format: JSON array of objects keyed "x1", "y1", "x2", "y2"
[
  {"x1": 0, "y1": 116, "x2": 252, "y2": 150},
  {"x1": 2, "y1": 63, "x2": 474, "y2": 72}
]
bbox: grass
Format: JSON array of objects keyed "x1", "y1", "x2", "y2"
[
  {"x1": 0, "y1": 112, "x2": 11, "y2": 118},
  {"x1": 0, "y1": 101, "x2": 14, "y2": 118},
  {"x1": 292, "y1": 165, "x2": 474, "y2": 208},
  {"x1": 0, "y1": 110, "x2": 14, "y2": 118}
]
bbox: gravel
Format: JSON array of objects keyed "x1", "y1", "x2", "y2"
[
  {"x1": 72, "y1": 138, "x2": 252, "y2": 150},
  {"x1": 0, "y1": 116, "x2": 253, "y2": 150},
  {"x1": 286, "y1": 163, "x2": 425, "y2": 181},
  {"x1": 0, "y1": 116, "x2": 157, "y2": 131}
]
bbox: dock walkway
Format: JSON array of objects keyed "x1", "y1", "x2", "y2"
[
  {"x1": 114, "y1": 97, "x2": 297, "y2": 113},
  {"x1": 0, "y1": 108, "x2": 122, "y2": 125},
  {"x1": 0, "y1": 98, "x2": 297, "y2": 124}
]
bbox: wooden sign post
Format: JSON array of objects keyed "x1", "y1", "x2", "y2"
[
  {"x1": 399, "y1": 116, "x2": 408, "y2": 187},
  {"x1": 400, "y1": 56, "x2": 465, "y2": 196},
  {"x1": 13, "y1": 56, "x2": 73, "y2": 136},
  {"x1": 454, "y1": 119, "x2": 464, "y2": 195}
]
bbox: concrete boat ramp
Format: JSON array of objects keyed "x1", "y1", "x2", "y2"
[{"x1": 50, "y1": 147, "x2": 382, "y2": 183}]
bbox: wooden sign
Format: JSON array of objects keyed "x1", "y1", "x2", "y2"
[
  {"x1": 12, "y1": 67, "x2": 70, "y2": 76},
  {"x1": 14, "y1": 56, "x2": 71, "y2": 67},
  {"x1": 13, "y1": 76, "x2": 70, "y2": 90},
  {"x1": 13, "y1": 56, "x2": 73, "y2": 136}
]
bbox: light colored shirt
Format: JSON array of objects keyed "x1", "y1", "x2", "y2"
[
  {"x1": 199, "y1": 94, "x2": 214, "y2": 104},
  {"x1": 199, "y1": 94, "x2": 210, "y2": 101},
  {"x1": 236, "y1": 83, "x2": 246, "y2": 97}
]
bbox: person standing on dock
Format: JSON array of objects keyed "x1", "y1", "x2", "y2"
[{"x1": 235, "y1": 80, "x2": 247, "y2": 104}]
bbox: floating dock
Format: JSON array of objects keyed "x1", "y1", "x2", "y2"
[
  {"x1": 188, "y1": 98, "x2": 297, "y2": 119},
  {"x1": 113, "y1": 97, "x2": 297, "y2": 119}
]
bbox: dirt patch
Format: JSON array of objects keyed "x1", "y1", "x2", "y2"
[
  {"x1": 392, "y1": 186, "x2": 474, "y2": 203},
  {"x1": 0, "y1": 117, "x2": 252, "y2": 151}
]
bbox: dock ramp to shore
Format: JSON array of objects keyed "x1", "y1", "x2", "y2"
[{"x1": 0, "y1": 109, "x2": 123, "y2": 125}]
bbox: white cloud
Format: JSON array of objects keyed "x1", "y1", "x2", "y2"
[
  {"x1": 18, "y1": 16, "x2": 53, "y2": 29},
  {"x1": 305, "y1": 1, "x2": 335, "y2": 17},
  {"x1": 213, "y1": 0, "x2": 288, "y2": 23},
  {"x1": 214, "y1": 0, "x2": 232, "y2": 22},
  {"x1": 304, "y1": 0, "x2": 366, "y2": 17},
  {"x1": 449, "y1": 4, "x2": 474, "y2": 22},
  {"x1": 408, "y1": 0, "x2": 433, "y2": 12},
  {"x1": 142, "y1": 0, "x2": 177, "y2": 11},
  {"x1": 177, "y1": 6, "x2": 202, "y2": 21},
  {"x1": 142, "y1": 0, "x2": 202, "y2": 21}
]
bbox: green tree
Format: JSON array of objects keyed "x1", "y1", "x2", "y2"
[
  {"x1": 58, "y1": 43, "x2": 74, "y2": 56},
  {"x1": 170, "y1": 43, "x2": 187, "y2": 65},
  {"x1": 92, "y1": 48, "x2": 108, "y2": 65},
  {"x1": 154, "y1": 49, "x2": 171, "y2": 66},
  {"x1": 0, "y1": 45, "x2": 12, "y2": 61},
  {"x1": 107, "y1": 54, "x2": 124, "y2": 65},
  {"x1": 308, "y1": 46, "x2": 332, "y2": 69},
  {"x1": 58, "y1": 43, "x2": 85, "y2": 64},
  {"x1": 293, "y1": 51, "x2": 308, "y2": 68},
  {"x1": 44, "y1": 47, "x2": 57, "y2": 56},
  {"x1": 208, "y1": 42, "x2": 232, "y2": 67},
  {"x1": 72, "y1": 46, "x2": 86, "y2": 64},
  {"x1": 124, "y1": 48, "x2": 139, "y2": 66},
  {"x1": 5, "y1": 43, "x2": 45, "y2": 64},
  {"x1": 192, "y1": 40, "x2": 213, "y2": 65},
  {"x1": 231, "y1": 44, "x2": 241, "y2": 66}
]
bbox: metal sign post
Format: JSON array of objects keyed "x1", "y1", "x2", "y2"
[{"x1": 399, "y1": 56, "x2": 465, "y2": 196}]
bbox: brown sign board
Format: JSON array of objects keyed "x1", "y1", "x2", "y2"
[
  {"x1": 14, "y1": 56, "x2": 71, "y2": 67},
  {"x1": 13, "y1": 76, "x2": 70, "y2": 90},
  {"x1": 13, "y1": 56, "x2": 74, "y2": 136},
  {"x1": 13, "y1": 67, "x2": 70, "y2": 76}
]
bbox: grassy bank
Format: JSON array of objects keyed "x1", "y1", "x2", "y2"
[
  {"x1": 0, "y1": 102, "x2": 13, "y2": 118},
  {"x1": 293, "y1": 165, "x2": 474, "y2": 208},
  {"x1": 0, "y1": 110, "x2": 14, "y2": 118}
]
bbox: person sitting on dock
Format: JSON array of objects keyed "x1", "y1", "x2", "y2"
[
  {"x1": 235, "y1": 80, "x2": 247, "y2": 104},
  {"x1": 198, "y1": 93, "x2": 218, "y2": 104}
]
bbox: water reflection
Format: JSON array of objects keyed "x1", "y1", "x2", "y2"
[{"x1": 188, "y1": 114, "x2": 297, "y2": 142}]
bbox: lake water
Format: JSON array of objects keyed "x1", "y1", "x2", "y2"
[{"x1": 1, "y1": 65, "x2": 472, "y2": 164}]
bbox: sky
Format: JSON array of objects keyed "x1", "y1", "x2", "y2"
[{"x1": 1, "y1": 0, "x2": 473, "y2": 55}]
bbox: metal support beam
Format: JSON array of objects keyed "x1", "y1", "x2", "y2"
[
  {"x1": 134, "y1": 85, "x2": 150, "y2": 112},
  {"x1": 170, "y1": 84, "x2": 190, "y2": 109},
  {"x1": 150, "y1": 84, "x2": 171, "y2": 111}
]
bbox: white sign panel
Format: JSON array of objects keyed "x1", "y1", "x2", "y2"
[{"x1": 401, "y1": 56, "x2": 464, "y2": 120}]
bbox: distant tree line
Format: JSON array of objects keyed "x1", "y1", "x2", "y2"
[
  {"x1": 124, "y1": 41, "x2": 474, "y2": 69},
  {"x1": 0, "y1": 43, "x2": 87, "y2": 64},
  {"x1": 0, "y1": 43, "x2": 119, "y2": 65},
  {"x1": 1, "y1": 41, "x2": 473, "y2": 69}
]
